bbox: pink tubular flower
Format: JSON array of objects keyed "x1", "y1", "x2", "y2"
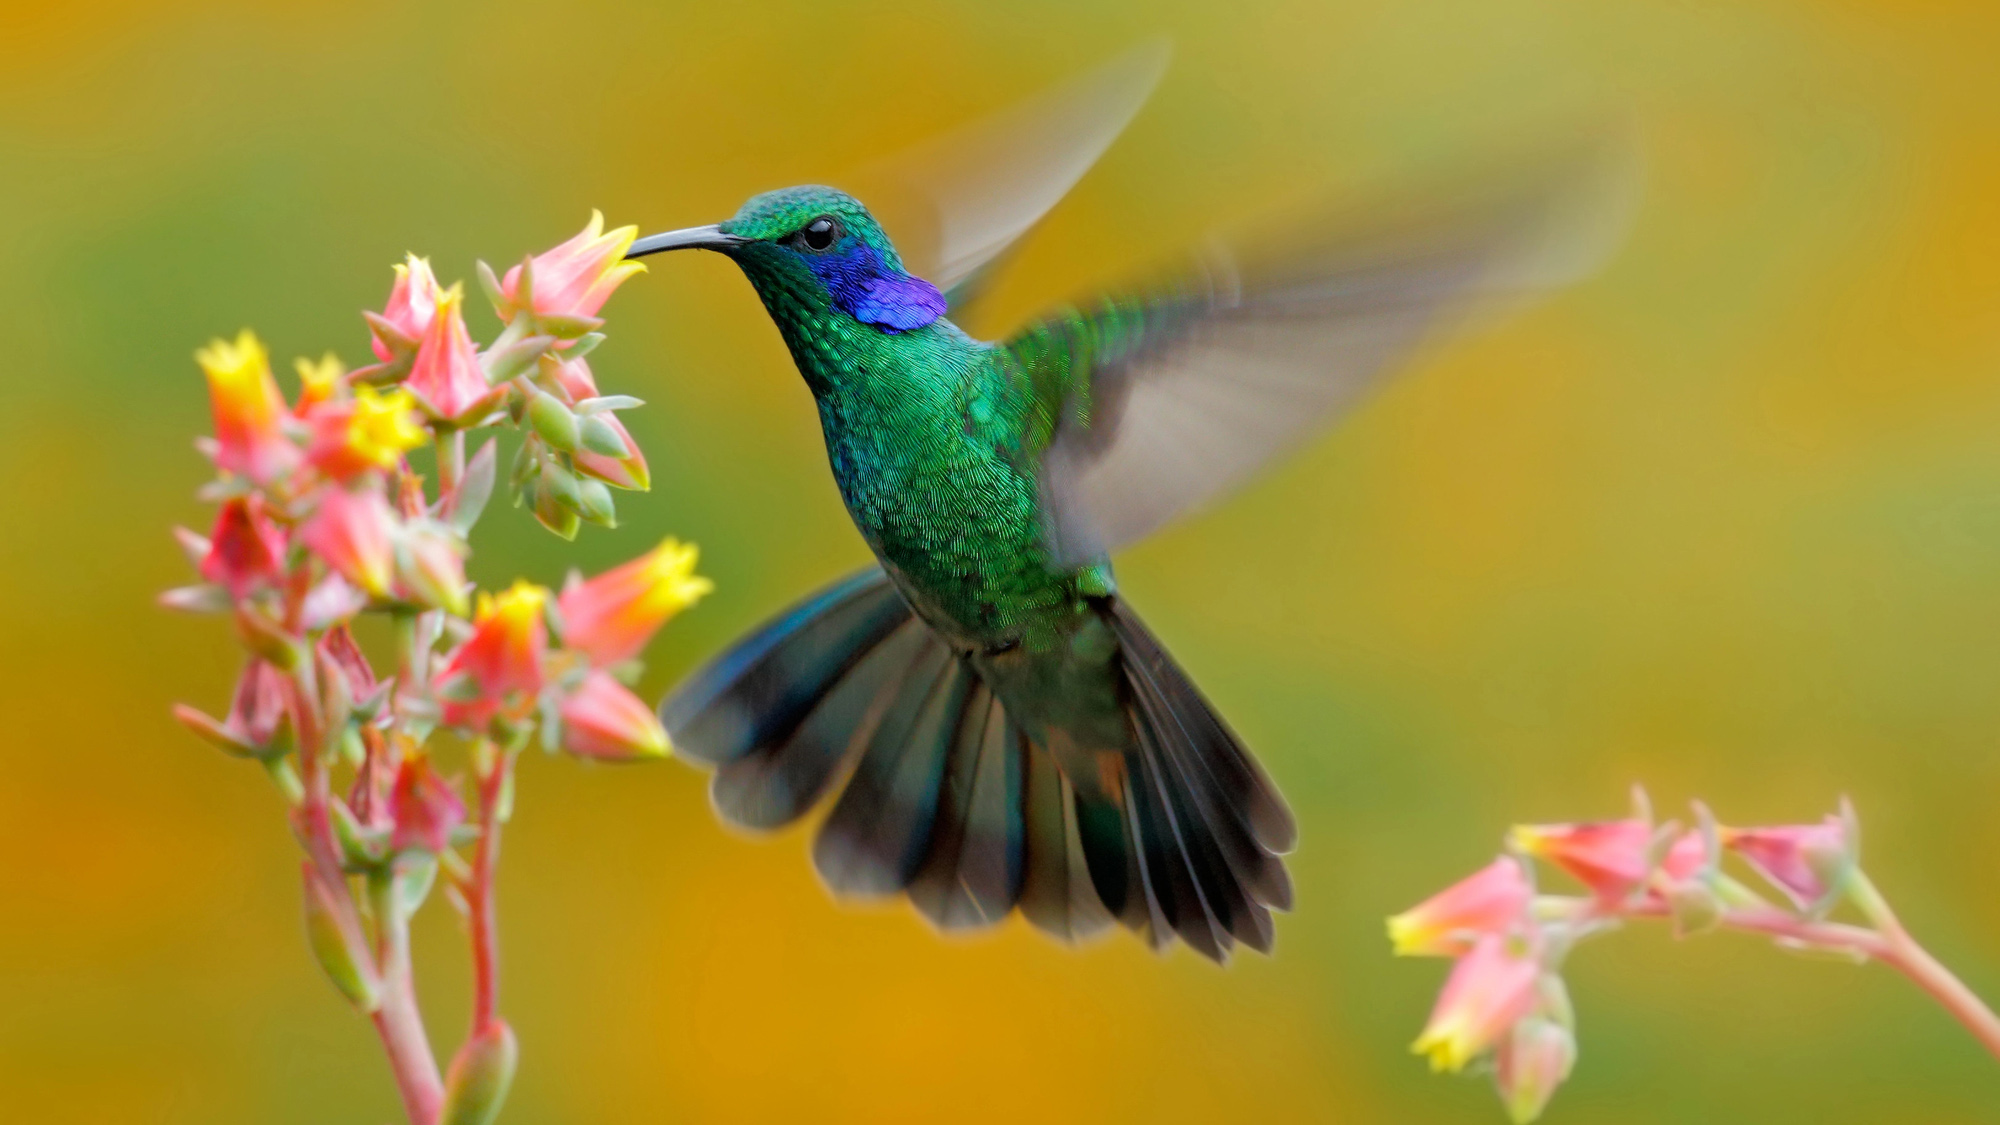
[
  {"x1": 556, "y1": 538, "x2": 712, "y2": 666},
  {"x1": 1389, "y1": 856, "x2": 1533, "y2": 958},
  {"x1": 198, "y1": 330, "x2": 299, "y2": 483},
  {"x1": 302, "y1": 487, "x2": 398, "y2": 599},
  {"x1": 317, "y1": 624, "x2": 378, "y2": 703},
  {"x1": 1723, "y1": 812, "x2": 1854, "y2": 913},
  {"x1": 1412, "y1": 932, "x2": 1542, "y2": 1073},
  {"x1": 553, "y1": 357, "x2": 649, "y2": 490},
  {"x1": 1494, "y1": 1016, "x2": 1576, "y2": 1125},
  {"x1": 1509, "y1": 819, "x2": 1651, "y2": 900},
  {"x1": 200, "y1": 495, "x2": 288, "y2": 597},
  {"x1": 443, "y1": 580, "x2": 549, "y2": 701},
  {"x1": 371, "y1": 254, "x2": 443, "y2": 361},
  {"x1": 305, "y1": 386, "x2": 428, "y2": 481},
  {"x1": 559, "y1": 670, "x2": 670, "y2": 760},
  {"x1": 389, "y1": 755, "x2": 466, "y2": 854},
  {"x1": 501, "y1": 211, "x2": 645, "y2": 323},
  {"x1": 405, "y1": 286, "x2": 501, "y2": 424}
]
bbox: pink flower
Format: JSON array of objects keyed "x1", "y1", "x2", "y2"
[
  {"x1": 405, "y1": 286, "x2": 501, "y2": 424},
  {"x1": 304, "y1": 386, "x2": 427, "y2": 481},
  {"x1": 200, "y1": 495, "x2": 288, "y2": 597},
  {"x1": 553, "y1": 357, "x2": 648, "y2": 490},
  {"x1": 1723, "y1": 812, "x2": 1854, "y2": 913},
  {"x1": 440, "y1": 581, "x2": 549, "y2": 726},
  {"x1": 174, "y1": 658, "x2": 293, "y2": 756},
  {"x1": 1510, "y1": 819, "x2": 1651, "y2": 900},
  {"x1": 389, "y1": 755, "x2": 466, "y2": 854},
  {"x1": 371, "y1": 254, "x2": 443, "y2": 361},
  {"x1": 1412, "y1": 932, "x2": 1542, "y2": 1073},
  {"x1": 1494, "y1": 1016, "x2": 1576, "y2": 1124},
  {"x1": 500, "y1": 211, "x2": 645, "y2": 323},
  {"x1": 302, "y1": 487, "x2": 398, "y2": 598},
  {"x1": 556, "y1": 538, "x2": 711, "y2": 667},
  {"x1": 198, "y1": 330, "x2": 299, "y2": 483},
  {"x1": 1389, "y1": 856, "x2": 1533, "y2": 957},
  {"x1": 559, "y1": 670, "x2": 670, "y2": 760}
]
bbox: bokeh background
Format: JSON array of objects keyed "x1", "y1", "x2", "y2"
[{"x1": 6, "y1": 0, "x2": 2000, "y2": 1121}]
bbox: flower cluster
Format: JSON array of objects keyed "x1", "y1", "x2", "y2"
[
  {"x1": 164, "y1": 216, "x2": 706, "y2": 1125},
  {"x1": 1389, "y1": 790, "x2": 1999, "y2": 1123}
]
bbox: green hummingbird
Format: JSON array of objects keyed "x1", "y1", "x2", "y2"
[{"x1": 633, "y1": 47, "x2": 1625, "y2": 961}]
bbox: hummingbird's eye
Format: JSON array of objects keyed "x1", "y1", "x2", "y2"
[{"x1": 796, "y1": 216, "x2": 841, "y2": 253}]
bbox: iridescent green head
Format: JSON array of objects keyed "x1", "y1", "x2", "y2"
[{"x1": 628, "y1": 185, "x2": 947, "y2": 334}]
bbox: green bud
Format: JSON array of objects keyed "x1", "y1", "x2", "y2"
[
  {"x1": 532, "y1": 466, "x2": 581, "y2": 540},
  {"x1": 331, "y1": 798, "x2": 389, "y2": 870},
  {"x1": 574, "y1": 478, "x2": 616, "y2": 527},
  {"x1": 441, "y1": 1020, "x2": 519, "y2": 1125},
  {"x1": 301, "y1": 864, "x2": 382, "y2": 1012},
  {"x1": 527, "y1": 390, "x2": 579, "y2": 453},
  {"x1": 577, "y1": 413, "x2": 629, "y2": 457},
  {"x1": 535, "y1": 313, "x2": 603, "y2": 339}
]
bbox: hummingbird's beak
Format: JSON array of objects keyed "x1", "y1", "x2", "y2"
[{"x1": 625, "y1": 224, "x2": 750, "y2": 259}]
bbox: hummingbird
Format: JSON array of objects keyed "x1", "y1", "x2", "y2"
[{"x1": 631, "y1": 47, "x2": 1626, "y2": 961}]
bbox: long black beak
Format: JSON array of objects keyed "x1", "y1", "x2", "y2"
[{"x1": 626, "y1": 224, "x2": 750, "y2": 259}]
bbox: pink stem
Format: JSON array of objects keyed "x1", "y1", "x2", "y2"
[
  {"x1": 468, "y1": 747, "x2": 510, "y2": 1034},
  {"x1": 1622, "y1": 896, "x2": 2000, "y2": 1061},
  {"x1": 370, "y1": 876, "x2": 445, "y2": 1125}
]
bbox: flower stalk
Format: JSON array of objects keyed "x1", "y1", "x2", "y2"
[
  {"x1": 1390, "y1": 790, "x2": 2000, "y2": 1123},
  {"x1": 164, "y1": 215, "x2": 708, "y2": 1124}
]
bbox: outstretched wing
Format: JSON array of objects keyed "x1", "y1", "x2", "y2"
[
  {"x1": 1002, "y1": 142, "x2": 1640, "y2": 565},
  {"x1": 848, "y1": 41, "x2": 1169, "y2": 311}
]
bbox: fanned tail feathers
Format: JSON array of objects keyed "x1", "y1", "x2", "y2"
[{"x1": 660, "y1": 567, "x2": 1294, "y2": 962}]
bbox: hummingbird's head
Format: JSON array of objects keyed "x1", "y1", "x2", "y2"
[{"x1": 627, "y1": 185, "x2": 947, "y2": 334}]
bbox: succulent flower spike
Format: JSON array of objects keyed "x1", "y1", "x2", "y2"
[
  {"x1": 1509, "y1": 818, "x2": 1651, "y2": 900},
  {"x1": 198, "y1": 330, "x2": 300, "y2": 484},
  {"x1": 406, "y1": 285, "x2": 502, "y2": 425},
  {"x1": 500, "y1": 211, "x2": 645, "y2": 325},
  {"x1": 556, "y1": 538, "x2": 712, "y2": 667},
  {"x1": 302, "y1": 487, "x2": 399, "y2": 599},
  {"x1": 370, "y1": 254, "x2": 443, "y2": 361},
  {"x1": 1412, "y1": 933, "x2": 1542, "y2": 1073},
  {"x1": 1389, "y1": 856, "x2": 1533, "y2": 958},
  {"x1": 559, "y1": 670, "x2": 671, "y2": 760}
]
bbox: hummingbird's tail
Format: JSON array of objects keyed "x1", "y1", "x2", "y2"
[{"x1": 659, "y1": 567, "x2": 1295, "y2": 961}]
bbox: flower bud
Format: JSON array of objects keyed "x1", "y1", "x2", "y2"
[
  {"x1": 301, "y1": 863, "x2": 382, "y2": 1012},
  {"x1": 499, "y1": 210, "x2": 644, "y2": 323},
  {"x1": 396, "y1": 521, "x2": 471, "y2": 617},
  {"x1": 555, "y1": 537, "x2": 712, "y2": 667},
  {"x1": 559, "y1": 669, "x2": 670, "y2": 760},
  {"x1": 526, "y1": 388, "x2": 579, "y2": 452},
  {"x1": 552, "y1": 356, "x2": 649, "y2": 491},
  {"x1": 1509, "y1": 819, "x2": 1651, "y2": 900},
  {"x1": 407, "y1": 286, "x2": 503, "y2": 425},
  {"x1": 1411, "y1": 932, "x2": 1541, "y2": 1073},
  {"x1": 532, "y1": 462, "x2": 582, "y2": 540},
  {"x1": 441, "y1": 1019, "x2": 519, "y2": 1125},
  {"x1": 302, "y1": 487, "x2": 398, "y2": 599},
  {"x1": 1388, "y1": 856, "x2": 1532, "y2": 958},
  {"x1": 371, "y1": 254, "x2": 442, "y2": 362},
  {"x1": 573, "y1": 477, "x2": 616, "y2": 527},
  {"x1": 1722, "y1": 811, "x2": 1856, "y2": 915},
  {"x1": 199, "y1": 495, "x2": 288, "y2": 598},
  {"x1": 389, "y1": 755, "x2": 467, "y2": 854},
  {"x1": 198, "y1": 330, "x2": 300, "y2": 483},
  {"x1": 1493, "y1": 1015, "x2": 1575, "y2": 1124}
]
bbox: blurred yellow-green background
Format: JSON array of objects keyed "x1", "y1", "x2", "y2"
[{"x1": 7, "y1": 0, "x2": 2000, "y2": 1121}]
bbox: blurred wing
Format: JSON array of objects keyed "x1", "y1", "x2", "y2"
[
  {"x1": 851, "y1": 41, "x2": 1169, "y2": 310},
  {"x1": 1015, "y1": 142, "x2": 1640, "y2": 565}
]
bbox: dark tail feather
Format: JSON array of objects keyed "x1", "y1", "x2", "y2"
[
  {"x1": 1107, "y1": 600, "x2": 1295, "y2": 961},
  {"x1": 661, "y1": 569, "x2": 1294, "y2": 961},
  {"x1": 662, "y1": 568, "x2": 912, "y2": 767}
]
